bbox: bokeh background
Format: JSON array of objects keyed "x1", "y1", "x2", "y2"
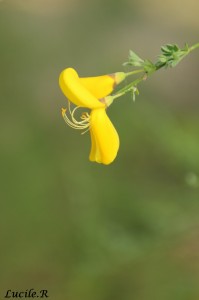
[{"x1": 1, "y1": 0, "x2": 199, "y2": 299}]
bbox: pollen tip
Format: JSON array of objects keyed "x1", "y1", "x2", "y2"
[{"x1": 61, "y1": 108, "x2": 67, "y2": 115}]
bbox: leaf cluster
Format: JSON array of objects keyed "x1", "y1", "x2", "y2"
[
  {"x1": 157, "y1": 43, "x2": 189, "y2": 68},
  {"x1": 123, "y1": 43, "x2": 190, "y2": 73}
]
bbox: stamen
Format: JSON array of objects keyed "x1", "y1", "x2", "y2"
[
  {"x1": 61, "y1": 105, "x2": 90, "y2": 132},
  {"x1": 81, "y1": 127, "x2": 90, "y2": 135}
]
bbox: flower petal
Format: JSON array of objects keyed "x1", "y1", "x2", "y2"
[
  {"x1": 59, "y1": 68, "x2": 105, "y2": 109},
  {"x1": 89, "y1": 108, "x2": 119, "y2": 165},
  {"x1": 89, "y1": 129, "x2": 101, "y2": 163},
  {"x1": 80, "y1": 72, "x2": 125, "y2": 99}
]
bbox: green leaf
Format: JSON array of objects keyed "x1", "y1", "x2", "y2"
[
  {"x1": 123, "y1": 50, "x2": 144, "y2": 67},
  {"x1": 156, "y1": 43, "x2": 190, "y2": 68}
]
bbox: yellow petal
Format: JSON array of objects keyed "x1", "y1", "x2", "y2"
[
  {"x1": 89, "y1": 129, "x2": 101, "y2": 163},
  {"x1": 80, "y1": 72, "x2": 126, "y2": 99},
  {"x1": 89, "y1": 108, "x2": 119, "y2": 165},
  {"x1": 59, "y1": 68, "x2": 105, "y2": 109}
]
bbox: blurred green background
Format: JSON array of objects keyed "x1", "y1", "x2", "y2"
[{"x1": 1, "y1": 0, "x2": 199, "y2": 299}]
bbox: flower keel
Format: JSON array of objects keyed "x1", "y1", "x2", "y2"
[{"x1": 89, "y1": 108, "x2": 119, "y2": 165}]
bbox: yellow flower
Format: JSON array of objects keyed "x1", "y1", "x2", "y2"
[{"x1": 59, "y1": 67, "x2": 125, "y2": 165}]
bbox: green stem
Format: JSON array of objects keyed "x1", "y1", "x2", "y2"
[
  {"x1": 114, "y1": 73, "x2": 146, "y2": 96},
  {"x1": 114, "y1": 54, "x2": 168, "y2": 98},
  {"x1": 112, "y1": 41, "x2": 199, "y2": 102},
  {"x1": 154, "y1": 61, "x2": 167, "y2": 71},
  {"x1": 189, "y1": 42, "x2": 199, "y2": 52},
  {"x1": 125, "y1": 69, "x2": 144, "y2": 77}
]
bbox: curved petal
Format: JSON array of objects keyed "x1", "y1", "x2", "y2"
[
  {"x1": 89, "y1": 108, "x2": 119, "y2": 165},
  {"x1": 59, "y1": 68, "x2": 105, "y2": 109},
  {"x1": 89, "y1": 129, "x2": 101, "y2": 163},
  {"x1": 80, "y1": 72, "x2": 125, "y2": 99}
]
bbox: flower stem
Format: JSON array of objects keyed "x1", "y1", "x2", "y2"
[
  {"x1": 112, "y1": 41, "x2": 199, "y2": 102},
  {"x1": 113, "y1": 73, "x2": 146, "y2": 97},
  {"x1": 189, "y1": 42, "x2": 199, "y2": 52},
  {"x1": 125, "y1": 69, "x2": 144, "y2": 77}
]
